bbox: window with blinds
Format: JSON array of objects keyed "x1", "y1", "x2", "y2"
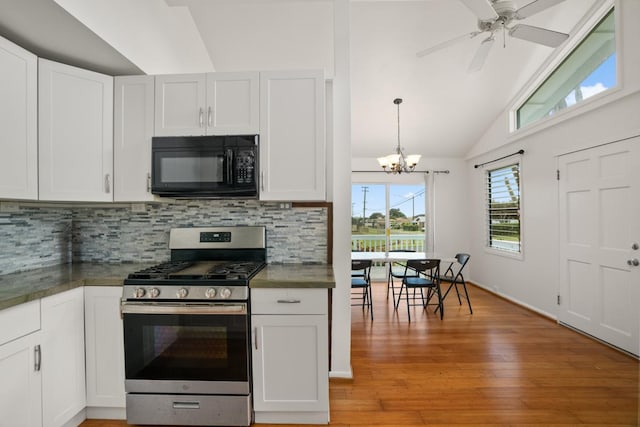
[{"x1": 486, "y1": 163, "x2": 521, "y2": 253}]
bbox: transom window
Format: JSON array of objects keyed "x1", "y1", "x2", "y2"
[
  {"x1": 486, "y1": 163, "x2": 521, "y2": 254},
  {"x1": 516, "y1": 8, "x2": 616, "y2": 129}
]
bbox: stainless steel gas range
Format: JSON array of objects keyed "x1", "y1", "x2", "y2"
[{"x1": 120, "y1": 226, "x2": 266, "y2": 427}]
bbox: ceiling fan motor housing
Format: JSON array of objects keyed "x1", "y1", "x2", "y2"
[{"x1": 478, "y1": 0, "x2": 517, "y2": 32}]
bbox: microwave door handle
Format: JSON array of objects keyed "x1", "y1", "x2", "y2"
[{"x1": 226, "y1": 149, "x2": 233, "y2": 183}]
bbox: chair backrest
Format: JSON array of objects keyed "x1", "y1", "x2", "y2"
[
  {"x1": 405, "y1": 259, "x2": 439, "y2": 276},
  {"x1": 351, "y1": 259, "x2": 372, "y2": 272}
]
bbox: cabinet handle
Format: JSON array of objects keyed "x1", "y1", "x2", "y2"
[
  {"x1": 260, "y1": 172, "x2": 265, "y2": 192},
  {"x1": 172, "y1": 401, "x2": 200, "y2": 410},
  {"x1": 254, "y1": 327, "x2": 258, "y2": 350},
  {"x1": 277, "y1": 299, "x2": 302, "y2": 304},
  {"x1": 105, "y1": 174, "x2": 111, "y2": 193},
  {"x1": 199, "y1": 108, "x2": 204, "y2": 127},
  {"x1": 34, "y1": 345, "x2": 41, "y2": 372},
  {"x1": 146, "y1": 173, "x2": 151, "y2": 192},
  {"x1": 208, "y1": 106, "x2": 212, "y2": 127}
]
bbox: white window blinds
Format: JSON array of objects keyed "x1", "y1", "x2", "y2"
[{"x1": 486, "y1": 163, "x2": 521, "y2": 253}]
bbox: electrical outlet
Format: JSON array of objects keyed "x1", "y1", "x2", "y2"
[
  {"x1": 0, "y1": 202, "x2": 20, "y2": 213},
  {"x1": 279, "y1": 202, "x2": 291, "y2": 209},
  {"x1": 131, "y1": 203, "x2": 146, "y2": 213}
]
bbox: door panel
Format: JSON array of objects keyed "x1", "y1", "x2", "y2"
[{"x1": 558, "y1": 137, "x2": 640, "y2": 356}]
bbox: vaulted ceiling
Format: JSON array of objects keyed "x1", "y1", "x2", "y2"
[{"x1": 0, "y1": 0, "x2": 600, "y2": 160}]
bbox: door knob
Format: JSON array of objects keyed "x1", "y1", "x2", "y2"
[{"x1": 627, "y1": 258, "x2": 639, "y2": 267}]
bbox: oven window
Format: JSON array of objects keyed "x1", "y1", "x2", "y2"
[
  {"x1": 160, "y1": 156, "x2": 224, "y2": 183},
  {"x1": 124, "y1": 313, "x2": 248, "y2": 382}
]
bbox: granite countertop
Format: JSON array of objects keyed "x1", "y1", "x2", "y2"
[
  {"x1": 0, "y1": 263, "x2": 154, "y2": 311},
  {"x1": 0, "y1": 262, "x2": 335, "y2": 311},
  {"x1": 251, "y1": 264, "x2": 335, "y2": 289}
]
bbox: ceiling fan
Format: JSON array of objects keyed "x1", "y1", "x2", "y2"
[{"x1": 416, "y1": 0, "x2": 570, "y2": 72}]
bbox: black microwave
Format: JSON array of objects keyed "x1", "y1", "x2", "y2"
[{"x1": 151, "y1": 135, "x2": 258, "y2": 198}]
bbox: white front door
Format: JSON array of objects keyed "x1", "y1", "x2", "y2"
[{"x1": 558, "y1": 137, "x2": 640, "y2": 356}]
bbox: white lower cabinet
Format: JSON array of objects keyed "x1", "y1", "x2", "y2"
[
  {"x1": 83, "y1": 286, "x2": 126, "y2": 419},
  {"x1": 251, "y1": 288, "x2": 329, "y2": 424},
  {"x1": 0, "y1": 300, "x2": 42, "y2": 427},
  {"x1": 41, "y1": 287, "x2": 86, "y2": 427}
]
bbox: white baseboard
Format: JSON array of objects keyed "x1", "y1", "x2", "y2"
[
  {"x1": 254, "y1": 411, "x2": 329, "y2": 424},
  {"x1": 85, "y1": 406, "x2": 127, "y2": 420},
  {"x1": 470, "y1": 280, "x2": 557, "y2": 320},
  {"x1": 329, "y1": 367, "x2": 353, "y2": 379}
]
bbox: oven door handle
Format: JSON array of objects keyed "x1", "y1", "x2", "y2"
[{"x1": 121, "y1": 302, "x2": 247, "y2": 315}]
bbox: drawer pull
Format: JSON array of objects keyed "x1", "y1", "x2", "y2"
[
  {"x1": 173, "y1": 401, "x2": 200, "y2": 410},
  {"x1": 277, "y1": 299, "x2": 301, "y2": 304}
]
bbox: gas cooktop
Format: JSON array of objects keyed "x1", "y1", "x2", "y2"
[{"x1": 127, "y1": 260, "x2": 265, "y2": 281}]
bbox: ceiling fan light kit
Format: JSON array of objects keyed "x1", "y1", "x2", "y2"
[
  {"x1": 417, "y1": 0, "x2": 570, "y2": 72},
  {"x1": 377, "y1": 98, "x2": 421, "y2": 174}
]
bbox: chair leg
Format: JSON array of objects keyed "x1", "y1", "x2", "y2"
[
  {"x1": 460, "y1": 280, "x2": 473, "y2": 314},
  {"x1": 394, "y1": 285, "x2": 403, "y2": 311},
  {"x1": 436, "y1": 284, "x2": 443, "y2": 320},
  {"x1": 368, "y1": 284, "x2": 374, "y2": 320},
  {"x1": 405, "y1": 286, "x2": 411, "y2": 322}
]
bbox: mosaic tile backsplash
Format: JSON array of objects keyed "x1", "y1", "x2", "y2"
[{"x1": 0, "y1": 200, "x2": 328, "y2": 275}]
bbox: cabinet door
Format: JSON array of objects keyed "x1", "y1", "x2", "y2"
[
  {"x1": 0, "y1": 36, "x2": 38, "y2": 200},
  {"x1": 259, "y1": 70, "x2": 326, "y2": 201},
  {"x1": 206, "y1": 72, "x2": 259, "y2": 135},
  {"x1": 0, "y1": 332, "x2": 42, "y2": 427},
  {"x1": 41, "y1": 287, "x2": 86, "y2": 427},
  {"x1": 154, "y1": 73, "x2": 206, "y2": 136},
  {"x1": 114, "y1": 75, "x2": 155, "y2": 202},
  {"x1": 84, "y1": 286, "x2": 126, "y2": 408},
  {"x1": 38, "y1": 58, "x2": 114, "y2": 202},
  {"x1": 252, "y1": 314, "x2": 328, "y2": 413}
]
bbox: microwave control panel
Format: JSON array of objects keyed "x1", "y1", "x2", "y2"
[{"x1": 235, "y1": 150, "x2": 255, "y2": 184}]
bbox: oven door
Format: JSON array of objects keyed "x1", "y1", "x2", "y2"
[{"x1": 121, "y1": 301, "x2": 250, "y2": 395}]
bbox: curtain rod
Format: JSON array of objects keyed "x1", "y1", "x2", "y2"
[
  {"x1": 351, "y1": 170, "x2": 450, "y2": 174},
  {"x1": 474, "y1": 149, "x2": 524, "y2": 169}
]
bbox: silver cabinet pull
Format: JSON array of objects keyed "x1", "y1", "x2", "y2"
[
  {"x1": 199, "y1": 108, "x2": 204, "y2": 127},
  {"x1": 172, "y1": 401, "x2": 200, "y2": 410},
  {"x1": 260, "y1": 172, "x2": 265, "y2": 192},
  {"x1": 105, "y1": 174, "x2": 111, "y2": 193},
  {"x1": 277, "y1": 299, "x2": 301, "y2": 304},
  {"x1": 207, "y1": 106, "x2": 212, "y2": 127},
  {"x1": 34, "y1": 345, "x2": 41, "y2": 371},
  {"x1": 254, "y1": 327, "x2": 258, "y2": 350},
  {"x1": 146, "y1": 172, "x2": 151, "y2": 192}
]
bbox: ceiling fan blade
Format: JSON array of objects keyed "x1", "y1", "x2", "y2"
[
  {"x1": 514, "y1": 0, "x2": 567, "y2": 19},
  {"x1": 468, "y1": 37, "x2": 494, "y2": 72},
  {"x1": 459, "y1": 0, "x2": 498, "y2": 21},
  {"x1": 416, "y1": 31, "x2": 481, "y2": 58},
  {"x1": 509, "y1": 24, "x2": 569, "y2": 47}
]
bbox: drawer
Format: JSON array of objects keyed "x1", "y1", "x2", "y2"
[
  {"x1": 0, "y1": 300, "x2": 41, "y2": 346},
  {"x1": 251, "y1": 288, "x2": 327, "y2": 315}
]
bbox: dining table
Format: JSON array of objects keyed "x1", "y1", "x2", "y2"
[{"x1": 351, "y1": 251, "x2": 457, "y2": 265}]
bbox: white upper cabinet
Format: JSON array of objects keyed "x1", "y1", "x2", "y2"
[
  {"x1": 0, "y1": 36, "x2": 38, "y2": 200},
  {"x1": 259, "y1": 70, "x2": 326, "y2": 201},
  {"x1": 114, "y1": 75, "x2": 155, "y2": 202},
  {"x1": 155, "y1": 71, "x2": 259, "y2": 136},
  {"x1": 38, "y1": 58, "x2": 114, "y2": 202}
]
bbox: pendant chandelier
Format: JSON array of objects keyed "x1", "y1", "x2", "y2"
[{"x1": 377, "y1": 98, "x2": 421, "y2": 174}]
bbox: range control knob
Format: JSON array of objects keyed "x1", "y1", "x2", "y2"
[
  {"x1": 205, "y1": 288, "x2": 217, "y2": 299},
  {"x1": 176, "y1": 288, "x2": 189, "y2": 299},
  {"x1": 134, "y1": 288, "x2": 146, "y2": 298},
  {"x1": 219, "y1": 287, "x2": 232, "y2": 299},
  {"x1": 148, "y1": 288, "x2": 160, "y2": 298}
]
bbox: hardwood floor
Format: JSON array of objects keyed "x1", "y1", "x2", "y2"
[{"x1": 80, "y1": 281, "x2": 639, "y2": 427}]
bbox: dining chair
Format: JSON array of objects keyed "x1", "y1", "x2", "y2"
[
  {"x1": 395, "y1": 259, "x2": 442, "y2": 321},
  {"x1": 437, "y1": 253, "x2": 472, "y2": 314},
  {"x1": 386, "y1": 249, "x2": 415, "y2": 304},
  {"x1": 351, "y1": 259, "x2": 373, "y2": 320}
]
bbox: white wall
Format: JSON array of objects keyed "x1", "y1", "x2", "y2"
[{"x1": 464, "y1": 0, "x2": 640, "y2": 317}]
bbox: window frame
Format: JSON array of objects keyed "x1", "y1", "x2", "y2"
[
  {"x1": 508, "y1": 0, "x2": 619, "y2": 135},
  {"x1": 484, "y1": 159, "x2": 524, "y2": 260}
]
